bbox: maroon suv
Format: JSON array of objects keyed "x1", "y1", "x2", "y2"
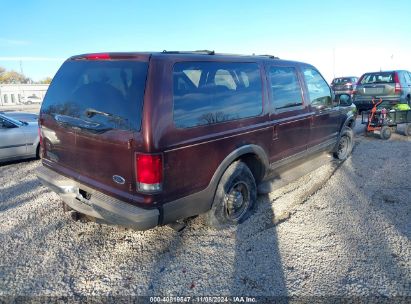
[{"x1": 37, "y1": 51, "x2": 355, "y2": 230}]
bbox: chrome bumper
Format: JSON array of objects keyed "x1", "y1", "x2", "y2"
[{"x1": 36, "y1": 165, "x2": 159, "y2": 230}]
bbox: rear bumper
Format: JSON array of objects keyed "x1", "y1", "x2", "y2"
[
  {"x1": 36, "y1": 165, "x2": 159, "y2": 230},
  {"x1": 334, "y1": 89, "x2": 352, "y2": 95},
  {"x1": 36, "y1": 165, "x2": 215, "y2": 230}
]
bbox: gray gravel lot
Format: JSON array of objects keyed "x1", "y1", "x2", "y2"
[{"x1": 0, "y1": 131, "x2": 410, "y2": 299}]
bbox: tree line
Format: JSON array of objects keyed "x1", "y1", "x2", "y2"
[{"x1": 0, "y1": 66, "x2": 52, "y2": 84}]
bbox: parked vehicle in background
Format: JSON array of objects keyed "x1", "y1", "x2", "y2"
[
  {"x1": 36, "y1": 51, "x2": 356, "y2": 231},
  {"x1": 0, "y1": 111, "x2": 39, "y2": 123},
  {"x1": 353, "y1": 70, "x2": 411, "y2": 112},
  {"x1": 0, "y1": 113, "x2": 40, "y2": 162},
  {"x1": 21, "y1": 95, "x2": 43, "y2": 105},
  {"x1": 331, "y1": 77, "x2": 358, "y2": 95}
]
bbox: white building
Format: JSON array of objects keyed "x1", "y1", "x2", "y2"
[{"x1": 0, "y1": 84, "x2": 49, "y2": 106}]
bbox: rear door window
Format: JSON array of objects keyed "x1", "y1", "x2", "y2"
[
  {"x1": 42, "y1": 60, "x2": 148, "y2": 132},
  {"x1": 268, "y1": 66, "x2": 303, "y2": 110},
  {"x1": 173, "y1": 62, "x2": 263, "y2": 128}
]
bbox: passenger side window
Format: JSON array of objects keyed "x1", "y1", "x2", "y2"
[
  {"x1": 269, "y1": 66, "x2": 303, "y2": 110},
  {"x1": 303, "y1": 68, "x2": 332, "y2": 107},
  {"x1": 173, "y1": 62, "x2": 263, "y2": 128}
]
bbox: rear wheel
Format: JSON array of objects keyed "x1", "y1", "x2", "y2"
[
  {"x1": 206, "y1": 161, "x2": 256, "y2": 228},
  {"x1": 334, "y1": 127, "x2": 353, "y2": 160},
  {"x1": 380, "y1": 126, "x2": 391, "y2": 140}
]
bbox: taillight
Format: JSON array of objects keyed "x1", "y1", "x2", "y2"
[
  {"x1": 136, "y1": 153, "x2": 163, "y2": 192},
  {"x1": 84, "y1": 53, "x2": 111, "y2": 60},
  {"x1": 394, "y1": 72, "x2": 402, "y2": 94}
]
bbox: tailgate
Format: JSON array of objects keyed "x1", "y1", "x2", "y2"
[
  {"x1": 357, "y1": 72, "x2": 396, "y2": 97},
  {"x1": 40, "y1": 58, "x2": 148, "y2": 194}
]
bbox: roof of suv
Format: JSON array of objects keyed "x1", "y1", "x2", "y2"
[
  {"x1": 362, "y1": 70, "x2": 408, "y2": 74},
  {"x1": 69, "y1": 51, "x2": 308, "y2": 66}
]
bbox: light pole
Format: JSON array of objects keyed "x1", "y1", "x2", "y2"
[{"x1": 333, "y1": 47, "x2": 336, "y2": 79}]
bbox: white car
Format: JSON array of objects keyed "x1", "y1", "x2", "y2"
[
  {"x1": 21, "y1": 95, "x2": 43, "y2": 105},
  {"x1": 0, "y1": 113, "x2": 40, "y2": 162}
]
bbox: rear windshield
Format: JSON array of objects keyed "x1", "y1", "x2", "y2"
[
  {"x1": 333, "y1": 77, "x2": 356, "y2": 84},
  {"x1": 360, "y1": 72, "x2": 394, "y2": 84},
  {"x1": 41, "y1": 60, "x2": 148, "y2": 132}
]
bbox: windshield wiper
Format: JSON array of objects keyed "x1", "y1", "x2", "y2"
[
  {"x1": 84, "y1": 108, "x2": 133, "y2": 131},
  {"x1": 85, "y1": 108, "x2": 113, "y2": 118},
  {"x1": 54, "y1": 114, "x2": 112, "y2": 134}
]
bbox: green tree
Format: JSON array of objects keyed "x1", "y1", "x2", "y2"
[
  {"x1": 38, "y1": 77, "x2": 53, "y2": 84},
  {"x1": 0, "y1": 66, "x2": 31, "y2": 84}
]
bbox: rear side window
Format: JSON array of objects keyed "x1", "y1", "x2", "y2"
[
  {"x1": 41, "y1": 60, "x2": 148, "y2": 132},
  {"x1": 403, "y1": 72, "x2": 411, "y2": 84},
  {"x1": 268, "y1": 66, "x2": 303, "y2": 110},
  {"x1": 360, "y1": 72, "x2": 394, "y2": 84},
  {"x1": 173, "y1": 62, "x2": 263, "y2": 128}
]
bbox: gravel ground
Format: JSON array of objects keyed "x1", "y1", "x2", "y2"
[{"x1": 0, "y1": 131, "x2": 410, "y2": 300}]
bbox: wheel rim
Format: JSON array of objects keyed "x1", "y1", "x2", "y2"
[
  {"x1": 338, "y1": 136, "x2": 349, "y2": 158},
  {"x1": 224, "y1": 181, "x2": 250, "y2": 221},
  {"x1": 382, "y1": 127, "x2": 391, "y2": 139}
]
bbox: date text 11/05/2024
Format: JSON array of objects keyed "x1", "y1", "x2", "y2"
[{"x1": 149, "y1": 296, "x2": 257, "y2": 303}]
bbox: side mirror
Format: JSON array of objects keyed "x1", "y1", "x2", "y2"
[
  {"x1": 314, "y1": 104, "x2": 326, "y2": 111},
  {"x1": 336, "y1": 94, "x2": 352, "y2": 106}
]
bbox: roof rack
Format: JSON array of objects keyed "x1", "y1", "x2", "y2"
[
  {"x1": 257, "y1": 54, "x2": 280, "y2": 59},
  {"x1": 162, "y1": 50, "x2": 215, "y2": 55}
]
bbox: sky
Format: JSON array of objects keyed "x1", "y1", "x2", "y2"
[{"x1": 1, "y1": 0, "x2": 411, "y2": 82}]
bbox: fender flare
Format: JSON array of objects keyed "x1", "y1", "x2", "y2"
[
  {"x1": 209, "y1": 144, "x2": 269, "y2": 192},
  {"x1": 340, "y1": 114, "x2": 355, "y2": 131}
]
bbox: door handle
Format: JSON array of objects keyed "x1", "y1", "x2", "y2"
[{"x1": 273, "y1": 125, "x2": 278, "y2": 140}]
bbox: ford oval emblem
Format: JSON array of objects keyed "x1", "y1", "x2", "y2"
[{"x1": 112, "y1": 175, "x2": 126, "y2": 185}]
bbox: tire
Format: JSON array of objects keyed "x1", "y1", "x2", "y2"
[
  {"x1": 334, "y1": 127, "x2": 353, "y2": 160},
  {"x1": 380, "y1": 126, "x2": 391, "y2": 140},
  {"x1": 404, "y1": 124, "x2": 411, "y2": 137},
  {"x1": 206, "y1": 161, "x2": 256, "y2": 228},
  {"x1": 35, "y1": 144, "x2": 41, "y2": 159}
]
